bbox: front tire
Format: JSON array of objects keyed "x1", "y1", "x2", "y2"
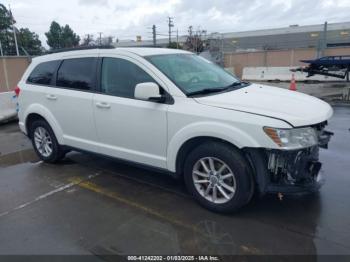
[
  {"x1": 184, "y1": 142, "x2": 254, "y2": 213},
  {"x1": 29, "y1": 120, "x2": 66, "y2": 163}
]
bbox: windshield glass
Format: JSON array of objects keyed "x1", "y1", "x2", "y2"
[{"x1": 146, "y1": 54, "x2": 241, "y2": 95}]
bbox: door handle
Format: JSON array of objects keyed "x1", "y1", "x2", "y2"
[
  {"x1": 96, "y1": 102, "x2": 111, "y2": 109},
  {"x1": 46, "y1": 94, "x2": 57, "y2": 101}
]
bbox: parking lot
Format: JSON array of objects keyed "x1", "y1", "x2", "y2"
[{"x1": 0, "y1": 106, "x2": 349, "y2": 258}]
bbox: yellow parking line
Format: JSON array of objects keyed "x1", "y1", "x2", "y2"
[
  {"x1": 69, "y1": 177, "x2": 198, "y2": 232},
  {"x1": 68, "y1": 177, "x2": 263, "y2": 255}
]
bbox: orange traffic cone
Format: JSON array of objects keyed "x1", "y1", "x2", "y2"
[{"x1": 289, "y1": 74, "x2": 297, "y2": 91}]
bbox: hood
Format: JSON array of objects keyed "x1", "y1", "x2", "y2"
[{"x1": 194, "y1": 83, "x2": 333, "y2": 127}]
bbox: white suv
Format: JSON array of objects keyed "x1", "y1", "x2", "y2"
[{"x1": 17, "y1": 47, "x2": 333, "y2": 212}]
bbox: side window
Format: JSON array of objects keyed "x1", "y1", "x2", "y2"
[
  {"x1": 101, "y1": 57, "x2": 156, "y2": 98},
  {"x1": 27, "y1": 60, "x2": 60, "y2": 85},
  {"x1": 56, "y1": 58, "x2": 96, "y2": 90}
]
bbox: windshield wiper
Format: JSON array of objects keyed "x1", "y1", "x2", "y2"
[
  {"x1": 187, "y1": 81, "x2": 250, "y2": 97},
  {"x1": 225, "y1": 81, "x2": 250, "y2": 88},
  {"x1": 187, "y1": 87, "x2": 231, "y2": 97}
]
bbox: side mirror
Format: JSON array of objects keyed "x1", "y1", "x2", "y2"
[{"x1": 134, "y1": 82, "x2": 166, "y2": 102}]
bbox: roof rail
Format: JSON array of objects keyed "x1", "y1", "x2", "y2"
[{"x1": 45, "y1": 45, "x2": 115, "y2": 54}]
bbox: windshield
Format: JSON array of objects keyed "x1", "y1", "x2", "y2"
[{"x1": 146, "y1": 54, "x2": 241, "y2": 96}]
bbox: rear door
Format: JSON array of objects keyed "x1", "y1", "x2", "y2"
[
  {"x1": 22, "y1": 60, "x2": 61, "y2": 125},
  {"x1": 44, "y1": 56, "x2": 98, "y2": 151}
]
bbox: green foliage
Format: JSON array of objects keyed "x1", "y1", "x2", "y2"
[
  {"x1": 45, "y1": 21, "x2": 80, "y2": 49},
  {"x1": 45, "y1": 21, "x2": 61, "y2": 49},
  {"x1": 0, "y1": 3, "x2": 14, "y2": 55},
  {"x1": 81, "y1": 34, "x2": 94, "y2": 46},
  {"x1": 0, "y1": 4, "x2": 43, "y2": 55},
  {"x1": 167, "y1": 42, "x2": 182, "y2": 49},
  {"x1": 185, "y1": 36, "x2": 204, "y2": 53},
  {"x1": 0, "y1": 3, "x2": 12, "y2": 31},
  {"x1": 17, "y1": 28, "x2": 42, "y2": 55}
]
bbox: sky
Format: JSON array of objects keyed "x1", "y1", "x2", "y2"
[{"x1": 3, "y1": 0, "x2": 350, "y2": 47}]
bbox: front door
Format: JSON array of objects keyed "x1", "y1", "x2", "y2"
[{"x1": 93, "y1": 57, "x2": 169, "y2": 169}]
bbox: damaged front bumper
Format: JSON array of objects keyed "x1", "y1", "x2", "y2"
[
  {"x1": 246, "y1": 124, "x2": 333, "y2": 195},
  {"x1": 266, "y1": 147, "x2": 324, "y2": 194}
]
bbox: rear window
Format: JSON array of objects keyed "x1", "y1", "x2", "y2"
[
  {"x1": 27, "y1": 60, "x2": 60, "y2": 85},
  {"x1": 56, "y1": 58, "x2": 97, "y2": 91}
]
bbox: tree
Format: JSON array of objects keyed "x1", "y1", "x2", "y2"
[
  {"x1": 17, "y1": 28, "x2": 42, "y2": 55},
  {"x1": 81, "y1": 35, "x2": 114, "y2": 47},
  {"x1": 1, "y1": 4, "x2": 43, "y2": 55},
  {"x1": 0, "y1": 4, "x2": 12, "y2": 31},
  {"x1": 61, "y1": 24, "x2": 80, "y2": 48},
  {"x1": 167, "y1": 42, "x2": 182, "y2": 49},
  {"x1": 185, "y1": 35, "x2": 205, "y2": 53},
  {"x1": 0, "y1": 3, "x2": 15, "y2": 55},
  {"x1": 45, "y1": 21, "x2": 80, "y2": 49},
  {"x1": 45, "y1": 21, "x2": 61, "y2": 49},
  {"x1": 81, "y1": 34, "x2": 94, "y2": 46},
  {"x1": 103, "y1": 36, "x2": 114, "y2": 46},
  {"x1": 184, "y1": 26, "x2": 206, "y2": 53}
]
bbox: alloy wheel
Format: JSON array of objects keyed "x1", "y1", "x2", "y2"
[
  {"x1": 192, "y1": 157, "x2": 236, "y2": 204},
  {"x1": 33, "y1": 127, "x2": 53, "y2": 158}
]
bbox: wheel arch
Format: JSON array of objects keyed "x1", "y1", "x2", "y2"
[
  {"x1": 167, "y1": 122, "x2": 261, "y2": 175},
  {"x1": 26, "y1": 113, "x2": 46, "y2": 136},
  {"x1": 23, "y1": 104, "x2": 64, "y2": 144},
  {"x1": 175, "y1": 136, "x2": 243, "y2": 177}
]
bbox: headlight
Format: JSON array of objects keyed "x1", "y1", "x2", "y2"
[{"x1": 264, "y1": 127, "x2": 318, "y2": 149}]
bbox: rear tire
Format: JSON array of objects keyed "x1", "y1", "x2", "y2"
[
  {"x1": 184, "y1": 142, "x2": 254, "y2": 213},
  {"x1": 29, "y1": 120, "x2": 66, "y2": 163}
]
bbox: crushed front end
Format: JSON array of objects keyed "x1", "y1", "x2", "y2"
[
  {"x1": 246, "y1": 122, "x2": 333, "y2": 195},
  {"x1": 265, "y1": 146, "x2": 323, "y2": 193}
]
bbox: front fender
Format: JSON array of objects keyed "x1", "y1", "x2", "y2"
[
  {"x1": 23, "y1": 103, "x2": 64, "y2": 144},
  {"x1": 167, "y1": 121, "x2": 261, "y2": 172}
]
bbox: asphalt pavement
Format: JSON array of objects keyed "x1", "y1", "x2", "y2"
[{"x1": 0, "y1": 106, "x2": 349, "y2": 259}]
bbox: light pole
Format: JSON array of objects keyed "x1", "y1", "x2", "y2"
[
  {"x1": 13, "y1": 25, "x2": 19, "y2": 56},
  {"x1": 0, "y1": 40, "x2": 3, "y2": 56},
  {"x1": 152, "y1": 25, "x2": 157, "y2": 47},
  {"x1": 9, "y1": 6, "x2": 19, "y2": 56},
  {"x1": 168, "y1": 17, "x2": 174, "y2": 45}
]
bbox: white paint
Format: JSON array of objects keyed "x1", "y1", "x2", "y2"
[
  {"x1": 242, "y1": 66, "x2": 347, "y2": 82},
  {"x1": 0, "y1": 91, "x2": 17, "y2": 123},
  {"x1": 0, "y1": 182, "x2": 77, "y2": 218},
  {"x1": 134, "y1": 82, "x2": 161, "y2": 101},
  {"x1": 18, "y1": 48, "x2": 333, "y2": 174},
  {"x1": 194, "y1": 83, "x2": 333, "y2": 127},
  {"x1": 0, "y1": 173, "x2": 101, "y2": 218}
]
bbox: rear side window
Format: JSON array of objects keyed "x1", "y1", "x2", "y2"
[
  {"x1": 56, "y1": 58, "x2": 97, "y2": 91},
  {"x1": 27, "y1": 60, "x2": 60, "y2": 85}
]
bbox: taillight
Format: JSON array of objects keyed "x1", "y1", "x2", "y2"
[{"x1": 14, "y1": 86, "x2": 21, "y2": 97}]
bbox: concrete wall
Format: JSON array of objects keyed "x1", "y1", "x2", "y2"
[
  {"x1": 224, "y1": 47, "x2": 350, "y2": 77},
  {"x1": 0, "y1": 57, "x2": 30, "y2": 93},
  {"x1": 1, "y1": 49, "x2": 349, "y2": 92},
  {"x1": 242, "y1": 67, "x2": 345, "y2": 82},
  {"x1": 0, "y1": 91, "x2": 17, "y2": 123}
]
